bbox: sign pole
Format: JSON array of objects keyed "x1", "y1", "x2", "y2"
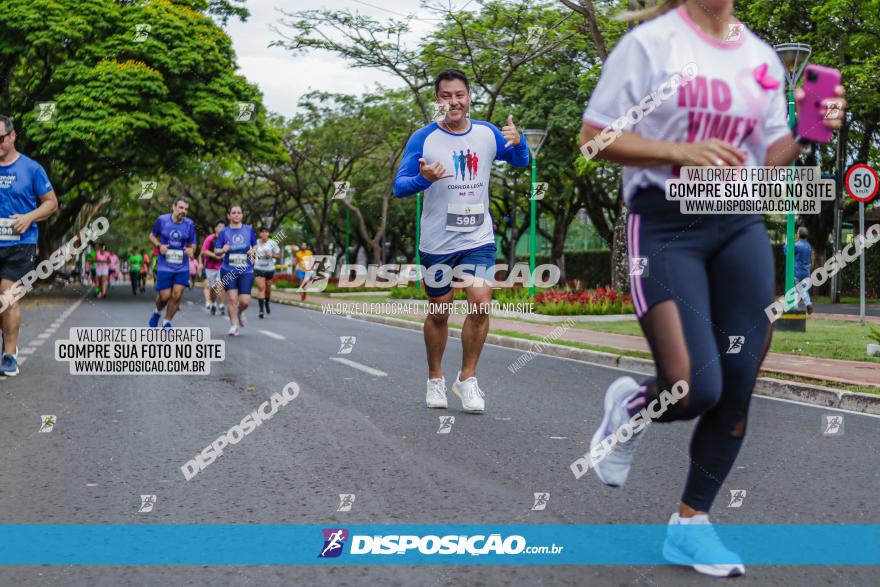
[
  {"x1": 784, "y1": 86, "x2": 797, "y2": 297},
  {"x1": 860, "y1": 201, "x2": 866, "y2": 325},
  {"x1": 844, "y1": 163, "x2": 880, "y2": 326},
  {"x1": 529, "y1": 157, "x2": 537, "y2": 297}
]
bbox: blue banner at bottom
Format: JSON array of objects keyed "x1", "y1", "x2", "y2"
[{"x1": 0, "y1": 524, "x2": 877, "y2": 565}]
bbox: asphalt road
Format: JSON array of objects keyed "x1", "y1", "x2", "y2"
[{"x1": 0, "y1": 284, "x2": 878, "y2": 586}]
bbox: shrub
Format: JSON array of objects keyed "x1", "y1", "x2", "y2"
[{"x1": 534, "y1": 287, "x2": 634, "y2": 315}]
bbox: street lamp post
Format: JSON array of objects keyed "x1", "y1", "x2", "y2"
[
  {"x1": 523, "y1": 129, "x2": 548, "y2": 296},
  {"x1": 344, "y1": 188, "x2": 355, "y2": 265},
  {"x1": 774, "y1": 43, "x2": 811, "y2": 317}
]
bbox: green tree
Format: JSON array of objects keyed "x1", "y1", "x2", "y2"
[
  {"x1": 738, "y1": 0, "x2": 880, "y2": 276},
  {"x1": 276, "y1": 0, "x2": 592, "y2": 276},
  {"x1": 0, "y1": 0, "x2": 282, "y2": 256}
]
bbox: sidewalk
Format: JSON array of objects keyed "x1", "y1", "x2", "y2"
[
  {"x1": 812, "y1": 302, "x2": 880, "y2": 319},
  {"x1": 276, "y1": 292, "x2": 880, "y2": 389},
  {"x1": 813, "y1": 311, "x2": 880, "y2": 324}
]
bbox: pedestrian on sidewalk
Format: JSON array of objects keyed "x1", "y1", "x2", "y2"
[{"x1": 785, "y1": 226, "x2": 814, "y2": 315}]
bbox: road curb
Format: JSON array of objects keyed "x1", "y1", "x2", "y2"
[{"x1": 276, "y1": 297, "x2": 880, "y2": 416}]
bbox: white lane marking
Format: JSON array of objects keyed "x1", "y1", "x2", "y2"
[
  {"x1": 550, "y1": 436, "x2": 567, "y2": 440},
  {"x1": 324, "y1": 314, "x2": 880, "y2": 419},
  {"x1": 86, "y1": 483, "x2": 98, "y2": 487},
  {"x1": 328, "y1": 357, "x2": 387, "y2": 377},
  {"x1": 260, "y1": 330, "x2": 285, "y2": 340},
  {"x1": 17, "y1": 296, "x2": 85, "y2": 368}
]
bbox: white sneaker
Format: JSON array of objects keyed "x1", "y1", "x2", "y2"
[
  {"x1": 663, "y1": 513, "x2": 745, "y2": 577},
  {"x1": 227, "y1": 326, "x2": 239, "y2": 337},
  {"x1": 239, "y1": 314, "x2": 247, "y2": 328},
  {"x1": 589, "y1": 376, "x2": 644, "y2": 487},
  {"x1": 452, "y1": 373, "x2": 485, "y2": 413},
  {"x1": 426, "y1": 377, "x2": 448, "y2": 409}
]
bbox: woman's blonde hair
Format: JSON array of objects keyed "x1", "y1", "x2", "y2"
[{"x1": 619, "y1": 0, "x2": 685, "y2": 22}]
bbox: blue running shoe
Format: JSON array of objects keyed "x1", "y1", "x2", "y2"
[
  {"x1": 149, "y1": 311, "x2": 161, "y2": 328},
  {"x1": 0, "y1": 353, "x2": 19, "y2": 376},
  {"x1": 663, "y1": 513, "x2": 745, "y2": 577},
  {"x1": 163, "y1": 320, "x2": 172, "y2": 330}
]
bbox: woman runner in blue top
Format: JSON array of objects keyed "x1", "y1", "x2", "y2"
[{"x1": 214, "y1": 204, "x2": 257, "y2": 336}]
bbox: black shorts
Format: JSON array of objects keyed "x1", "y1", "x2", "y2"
[
  {"x1": 254, "y1": 269, "x2": 275, "y2": 280},
  {"x1": 0, "y1": 244, "x2": 36, "y2": 282}
]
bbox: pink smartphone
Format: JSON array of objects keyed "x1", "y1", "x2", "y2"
[{"x1": 796, "y1": 64, "x2": 841, "y2": 144}]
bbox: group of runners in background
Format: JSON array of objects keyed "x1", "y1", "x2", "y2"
[{"x1": 143, "y1": 198, "x2": 313, "y2": 336}]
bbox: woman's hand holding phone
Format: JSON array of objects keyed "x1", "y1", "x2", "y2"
[{"x1": 795, "y1": 65, "x2": 847, "y2": 143}]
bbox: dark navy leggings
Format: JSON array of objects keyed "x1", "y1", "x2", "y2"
[{"x1": 627, "y1": 187, "x2": 774, "y2": 512}]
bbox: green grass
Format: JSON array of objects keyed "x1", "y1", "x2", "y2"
[
  {"x1": 574, "y1": 318, "x2": 880, "y2": 363},
  {"x1": 572, "y1": 320, "x2": 643, "y2": 335}
]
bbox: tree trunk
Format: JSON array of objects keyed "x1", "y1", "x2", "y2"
[
  {"x1": 550, "y1": 222, "x2": 568, "y2": 285},
  {"x1": 611, "y1": 207, "x2": 629, "y2": 292}
]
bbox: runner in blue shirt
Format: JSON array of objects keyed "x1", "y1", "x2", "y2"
[
  {"x1": 214, "y1": 204, "x2": 257, "y2": 336},
  {"x1": 393, "y1": 69, "x2": 530, "y2": 414},
  {"x1": 147, "y1": 198, "x2": 197, "y2": 328},
  {"x1": 0, "y1": 115, "x2": 59, "y2": 376}
]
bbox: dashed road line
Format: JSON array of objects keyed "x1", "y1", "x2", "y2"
[
  {"x1": 18, "y1": 296, "x2": 84, "y2": 366},
  {"x1": 259, "y1": 330, "x2": 286, "y2": 340},
  {"x1": 328, "y1": 357, "x2": 388, "y2": 377}
]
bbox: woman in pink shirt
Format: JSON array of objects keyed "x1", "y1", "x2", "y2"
[
  {"x1": 578, "y1": 0, "x2": 847, "y2": 576},
  {"x1": 94, "y1": 243, "x2": 111, "y2": 299},
  {"x1": 188, "y1": 255, "x2": 199, "y2": 290},
  {"x1": 109, "y1": 252, "x2": 120, "y2": 285},
  {"x1": 200, "y1": 221, "x2": 226, "y2": 315}
]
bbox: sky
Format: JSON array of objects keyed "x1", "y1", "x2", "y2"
[{"x1": 224, "y1": 0, "x2": 439, "y2": 118}]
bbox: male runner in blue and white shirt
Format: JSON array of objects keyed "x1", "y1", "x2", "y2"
[
  {"x1": 393, "y1": 69, "x2": 530, "y2": 414},
  {"x1": 148, "y1": 198, "x2": 197, "y2": 328}
]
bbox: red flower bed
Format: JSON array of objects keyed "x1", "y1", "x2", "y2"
[
  {"x1": 536, "y1": 287, "x2": 630, "y2": 305},
  {"x1": 534, "y1": 287, "x2": 633, "y2": 315}
]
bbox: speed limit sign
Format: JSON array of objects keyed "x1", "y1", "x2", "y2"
[{"x1": 845, "y1": 164, "x2": 879, "y2": 203}]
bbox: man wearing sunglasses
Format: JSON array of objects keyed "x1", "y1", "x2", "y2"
[{"x1": 0, "y1": 115, "x2": 59, "y2": 376}]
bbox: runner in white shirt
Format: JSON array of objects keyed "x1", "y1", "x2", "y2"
[
  {"x1": 577, "y1": 0, "x2": 846, "y2": 578},
  {"x1": 254, "y1": 227, "x2": 281, "y2": 319},
  {"x1": 393, "y1": 69, "x2": 530, "y2": 414}
]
